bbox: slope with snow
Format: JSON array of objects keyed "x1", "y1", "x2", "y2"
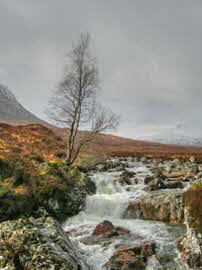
[{"x1": 0, "y1": 84, "x2": 45, "y2": 124}]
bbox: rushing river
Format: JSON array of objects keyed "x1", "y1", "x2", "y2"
[{"x1": 63, "y1": 160, "x2": 190, "y2": 270}]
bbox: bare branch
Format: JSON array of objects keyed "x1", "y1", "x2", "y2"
[{"x1": 46, "y1": 33, "x2": 120, "y2": 165}]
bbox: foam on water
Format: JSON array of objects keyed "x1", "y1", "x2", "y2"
[{"x1": 63, "y1": 161, "x2": 189, "y2": 270}]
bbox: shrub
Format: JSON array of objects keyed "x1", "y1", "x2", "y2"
[
  {"x1": 0, "y1": 188, "x2": 11, "y2": 198},
  {"x1": 55, "y1": 151, "x2": 66, "y2": 159},
  {"x1": 29, "y1": 153, "x2": 44, "y2": 163},
  {"x1": 0, "y1": 159, "x2": 11, "y2": 181},
  {"x1": 12, "y1": 147, "x2": 22, "y2": 153}
]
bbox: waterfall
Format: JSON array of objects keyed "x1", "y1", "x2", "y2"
[{"x1": 63, "y1": 160, "x2": 190, "y2": 270}]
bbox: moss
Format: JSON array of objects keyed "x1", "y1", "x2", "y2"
[
  {"x1": 184, "y1": 182, "x2": 202, "y2": 234},
  {"x1": 0, "y1": 187, "x2": 11, "y2": 198},
  {"x1": 0, "y1": 157, "x2": 90, "y2": 222}
]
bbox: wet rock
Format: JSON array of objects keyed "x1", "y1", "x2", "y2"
[
  {"x1": 164, "y1": 181, "x2": 183, "y2": 189},
  {"x1": 93, "y1": 220, "x2": 130, "y2": 238},
  {"x1": 151, "y1": 168, "x2": 165, "y2": 179},
  {"x1": 172, "y1": 159, "x2": 181, "y2": 167},
  {"x1": 93, "y1": 220, "x2": 114, "y2": 236},
  {"x1": 100, "y1": 161, "x2": 128, "y2": 172},
  {"x1": 189, "y1": 164, "x2": 199, "y2": 174},
  {"x1": 105, "y1": 241, "x2": 156, "y2": 270},
  {"x1": 144, "y1": 175, "x2": 153, "y2": 185},
  {"x1": 125, "y1": 190, "x2": 184, "y2": 224},
  {"x1": 183, "y1": 175, "x2": 196, "y2": 182},
  {"x1": 145, "y1": 173, "x2": 183, "y2": 191},
  {"x1": 189, "y1": 156, "x2": 196, "y2": 164},
  {"x1": 82, "y1": 221, "x2": 131, "y2": 246},
  {"x1": 46, "y1": 175, "x2": 96, "y2": 222},
  {"x1": 144, "y1": 178, "x2": 166, "y2": 191},
  {"x1": 0, "y1": 216, "x2": 89, "y2": 270},
  {"x1": 197, "y1": 172, "x2": 202, "y2": 178},
  {"x1": 114, "y1": 169, "x2": 137, "y2": 186},
  {"x1": 168, "y1": 171, "x2": 185, "y2": 178},
  {"x1": 120, "y1": 169, "x2": 136, "y2": 178},
  {"x1": 140, "y1": 156, "x2": 148, "y2": 163}
]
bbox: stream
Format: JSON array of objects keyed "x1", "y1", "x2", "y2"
[{"x1": 63, "y1": 160, "x2": 190, "y2": 270}]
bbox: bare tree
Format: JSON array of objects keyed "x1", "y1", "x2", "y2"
[{"x1": 47, "y1": 33, "x2": 119, "y2": 165}]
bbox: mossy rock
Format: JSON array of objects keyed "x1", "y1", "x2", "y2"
[
  {"x1": 0, "y1": 157, "x2": 95, "y2": 222},
  {"x1": 0, "y1": 217, "x2": 88, "y2": 269}
]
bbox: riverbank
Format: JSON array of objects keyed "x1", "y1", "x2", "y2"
[{"x1": 1, "y1": 156, "x2": 202, "y2": 269}]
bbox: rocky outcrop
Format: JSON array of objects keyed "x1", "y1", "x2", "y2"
[
  {"x1": 45, "y1": 174, "x2": 96, "y2": 222},
  {"x1": 0, "y1": 158, "x2": 96, "y2": 223},
  {"x1": 177, "y1": 183, "x2": 202, "y2": 268},
  {"x1": 125, "y1": 190, "x2": 184, "y2": 224},
  {"x1": 0, "y1": 216, "x2": 89, "y2": 270},
  {"x1": 105, "y1": 241, "x2": 156, "y2": 270}
]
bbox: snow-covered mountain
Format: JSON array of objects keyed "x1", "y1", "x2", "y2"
[
  {"x1": 137, "y1": 128, "x2": 202, "y2": 146},
  {"x1": 153, "y1": 135, "x2": 202, "y2": 146},
  {"x1": 0, "y1": 84, "x2": 45, "y2": 124}
]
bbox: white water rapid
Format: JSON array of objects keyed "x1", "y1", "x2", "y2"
[{"x1": 63, "y1": 160, "x2": 189, "y2": 270}]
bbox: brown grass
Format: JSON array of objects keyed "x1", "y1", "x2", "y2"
[{"x1": 1, "y1": 121, "x2": 202, "y2": 162}]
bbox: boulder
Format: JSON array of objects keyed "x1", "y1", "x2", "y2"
[
  {"x1": 189, "y1": 156, "x2": 196, "y2": 164},
  {"x1": 183, "y1": 175, "x2": 196, "y2": 182},
  {"x1": 46, "y1": 175, "x2": 96, "y2": 222},
  {"x1": 197, "y1": 172, "x2": 202, "y2": 178},
  {"x1": 82, "y1": 221, "x2": 131, "y2": 246},
  {"x1": 163, "y1": 180, "x2": 183, "y2": 189},
  {"x1": 100, "y1": 161, "x2": 127, "y2": 172},
  {"x1": 120, "y1": 169, "x2": 136, "y2": 178},
  {"x1": 177, "y1": 184, "x2": 202, "y2": 268},
  {"x1": 105, "y1": 241, "x2": 156, "y2": 270},
  {"x1": 0, "y1": 216, "x2": 89, "y2": 270},
  {"x1": 144, "y1": 175, "x2": 153, "y2": 185},
  {"x1": 140, "y1": 156, "x2": 148, "y2": 163},
  {"x1": 125, "y1": 190, "x2": 184, "y2": 224},
  {"x1": 93, "y1": 220, "x2": 130, "y2": 238},
  {"x1": 116, "y1": 170, "x2": 137, "y2": 186},
  {"x1": 144, "y1": 178, "x2": 166, "y2": 191}
]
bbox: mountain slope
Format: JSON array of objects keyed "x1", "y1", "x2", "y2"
[
  {"x1": 1, "y1": 123, "x2": 202, "y2": 162},
  {"x1": 0, "y1": 84, "x2": 45, "y2": 124}
]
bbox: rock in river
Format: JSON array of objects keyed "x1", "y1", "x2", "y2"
[
  {"x1": 105, "y1": 241, "x2": 156, "y2": 270},
  {"x1": 125, "y1": 190, "x2": 184, "y2": 224}
]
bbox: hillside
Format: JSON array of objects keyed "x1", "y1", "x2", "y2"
[
  {"x1": 0, "y1": 84, "x2": 46, "y2": 124},
  {"x1": 2, "y1": 123, "x2": 202, "y2": 162}
]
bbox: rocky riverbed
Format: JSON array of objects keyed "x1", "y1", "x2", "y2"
[
  {"x1": 1, "y1": 156, "x2": 202, "y2": 269},
  {"x1": 62, "y1": 156, "x2": 202, "y2": 269}
]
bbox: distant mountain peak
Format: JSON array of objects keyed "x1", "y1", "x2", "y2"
[
  {"x1": 0, "y1": 84, "x2": 45, "y2": 124},
  {"x1": 0, "y1": 84, "x2": 17, "y2": 102}
]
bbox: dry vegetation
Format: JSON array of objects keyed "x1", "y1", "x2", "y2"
[{"x1": 2, "y1": 121, "x2": 202, "y2": 162}]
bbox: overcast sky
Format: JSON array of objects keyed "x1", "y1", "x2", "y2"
[{"x1": 0, "y1": 0, "x2": 202, "y2": 139}]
